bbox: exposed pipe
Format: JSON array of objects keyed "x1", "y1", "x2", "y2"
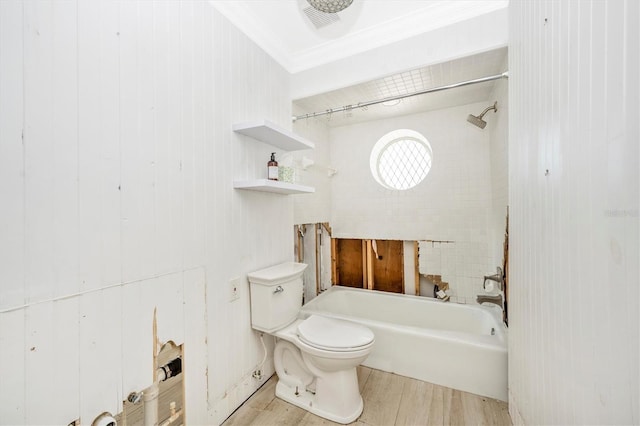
[
  {"x1": 292, "y1": 71, "x2": 509, "y2": 122},
  {"x1": 126, "y1": 356, "x2": 183, "y2": 426},
  {"x1": 143, "y1": 383, "x2": 159, "y2": 426},
  {"x1": 156, "y1": 357, "x2": 182, "y2": 382}
]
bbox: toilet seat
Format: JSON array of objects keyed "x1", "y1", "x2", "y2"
[{"x1": 297, "y1": 315, "x2": 374, "y2": 352}]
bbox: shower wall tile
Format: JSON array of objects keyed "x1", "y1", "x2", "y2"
[
  {"x1": 293, "y1": 116, "x2": 332, "y2": 224},
  {"x1": 330, "y1": 103, "x2": 502, "y2": 298},
  {"x1": 509, "y1": 0, "x2": 639, "y2": 424}
]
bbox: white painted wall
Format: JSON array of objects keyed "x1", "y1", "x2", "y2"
[
  {"x1": 0, "y1": 2, "x2": 296, "y2": 425},
  {"x1": 508, "y1": 0, "x2": 639, "y2": 424},
  {"x1": 329, "y1": 104, "x2": 505, "y2": 303}
]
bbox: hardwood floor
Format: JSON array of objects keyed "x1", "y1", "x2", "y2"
[{"x1": 223, "y1": 367, "x2": 512, "y2": 426}]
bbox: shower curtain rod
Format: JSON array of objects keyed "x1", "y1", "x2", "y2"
[{"x1": 292, "y1": 71, "x2": 509, "y2": 122}]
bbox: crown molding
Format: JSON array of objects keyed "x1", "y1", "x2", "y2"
[{"x1": 211, "y1": 1, "x2": 508, "y2": 74}]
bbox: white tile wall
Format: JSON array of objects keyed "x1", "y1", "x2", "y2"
[
  {"x1": 0, "y1": 2, "x2": 294, "y2": 425},
  {"x1": 292, "y1": 116, "x2": 332, "y2": 224},
  {"x1": 329, "y1": 103, "x2": 505, "y2": 302},
  {"x1": 509, "y1": 0, "x2": 639, "y2": 424}
]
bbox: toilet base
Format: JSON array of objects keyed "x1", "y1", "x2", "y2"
[{"x1": 275, "y1": 379, "x2": 363, "y2": 424}]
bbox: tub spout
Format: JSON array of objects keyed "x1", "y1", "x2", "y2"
[{"x1": 476, "y1": 294, "x2": 503, "y2": 308}]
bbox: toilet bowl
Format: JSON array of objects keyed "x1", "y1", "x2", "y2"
[
  {"x1": 248, "y1": 263, "x2": 375, "y2": 424},
  {"x1": 272, "y1": 316, "x2": 374, "y2": 423}
]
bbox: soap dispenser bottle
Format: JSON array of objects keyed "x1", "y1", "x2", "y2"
[{"x1": 268, "y1": 152, "x2": 278, "y2": 181}]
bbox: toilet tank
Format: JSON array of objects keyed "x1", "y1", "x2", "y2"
[{"x1": 247, "y1": 262, "x2": 308, "y2": 333}]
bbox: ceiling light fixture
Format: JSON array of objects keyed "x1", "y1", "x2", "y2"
[{"x1": 306, "y1": 0, "x2": 354, "y2": 14}]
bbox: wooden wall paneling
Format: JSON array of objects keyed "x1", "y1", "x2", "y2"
[
  {"x1": 0, "y1": 310, "x2": 26, "y2": 423},
  {"x1": 366, "y1": 240, "x2": 374, "y2": 290},
  {"x1": 179, "y1": 0, "x2": 207, "y2": 272},
  {"x1": 155, "y1": 0, "x2": 183, "y2": 276},
  {"x1": 189, "y1": 0, "x2": 208, "y2": 270},
  {"x1": 119, "y1": 0, "x2": 143, "y2": 282},
  {"x1": 414, "y1": 241, "x2": 420, "y2": 295},
  {"x1": 330, "y1": 237, "x2": 337, "y2": 284},
  {"x1": 121, "y1": 278, "x2": 154, "y2": 398},
  {"x1": 182, "y1": 268, "x2": 208, "y2": 425},
  {"x1": 77, "y1": 0, "x2": 110, "y2": 293},
  {"x1": 333, "y1": 239, "x2": 364, "y2": 287},
  {"x1": 51, "y1": 298, "x2": 81, "y2": 422},
  {"x1": 509, "y1": 1, "x2": 639, "y2": 424},
  {"x1": 371, "y1": 240, "x2": 404, "y2": 293},
  {"x1": 23, "y1": 0, "x2": 55, "y2": 304},
  {"x1": 360, "y1": 240, "x2": 369, "y2": 288},
  {"x1": 96, "y1": 0, "x2": 122, "y2": 289},
  {"x1": 120, "y1": 0, "x2": 156, "y2": 283},
  {"x1": 0, "y1": 0, "x2": 25, "y2": 310},
  {"x1": 79, "y1": 287, "x2": 123, "y2": 424},
  {"x1": 24, "y1": 302, "x2": 55, "y2": 424},
  {"x1": 180, "y1": 0, "x2": 199, "y2": 271},
  {"x1": 315, "y1": 224, "x2": 320, "y2": 294},
  {"x1": 51, "y1": 0, "x2": 80, "y2": 299}
]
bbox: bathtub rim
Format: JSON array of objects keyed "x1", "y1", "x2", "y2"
[{"x1": 300, "y1": 285, "x2": 508, "y2": 350}]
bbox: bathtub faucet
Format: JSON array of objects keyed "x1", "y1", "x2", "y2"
[
  {"x1": 476, "y1": 294, "x2": 503, "y2": 309},
  {"x1": 483, "y1": 266, "x2": 503, "y2": 291}
]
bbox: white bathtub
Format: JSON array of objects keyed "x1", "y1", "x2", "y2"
[{"x1": 300, "y1": 286, "x2": 508, "y2": 401}]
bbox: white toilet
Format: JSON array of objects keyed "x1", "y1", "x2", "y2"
[{"x1": 248, "y1": 262, "x2": 374, "y2": 424}]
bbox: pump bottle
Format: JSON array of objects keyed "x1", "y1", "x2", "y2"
[{"x1": 268, "y1": 152, "x2": 278, "y2": 180}]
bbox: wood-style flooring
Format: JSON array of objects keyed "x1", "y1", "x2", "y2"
[{"x1": 223, "y1": 366, "x2": 512, "y2": 426}]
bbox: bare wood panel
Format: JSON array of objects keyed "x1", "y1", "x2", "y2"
[
  {"x1": 366, "y1": 240, "x2": 374, "y2": 290},
  {"x1": 371, "y1": 240, "x2": 404, "y2": 293},
  {"x1": 331, "y1": 237, "x2": 337, "y2": 285},
  {"x1": 315, "y1": 223, "x2": 321, "y2": 295},
  {"x1": 333, "y1": 239, "x2": 364, "y2": 287},
  {"x1": 361, "y1": 240, "x2": 367, "y2": 288},
  {"x1": 413, "y1": 241, "x2": 420, "y2": 295}
]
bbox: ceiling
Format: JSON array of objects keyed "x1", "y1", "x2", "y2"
[
  {"x1": 293, "y1": 47, "x2": 508, "y2": 127},
  {"x1": 212, "y1": 1, "x2": 509, "y2": 127},
  {"x1": 211, "y1": 1, "x2": 508, "y2": 73}
]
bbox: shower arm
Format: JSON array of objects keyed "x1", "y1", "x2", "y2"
[
  {"x1": 293, "y1": 72, "x2": 508, "y2": 122},
  {"x1": 476, "y1": 102, "x2": 498, "y2": 119}
]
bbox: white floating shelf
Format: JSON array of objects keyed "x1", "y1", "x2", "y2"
[
  {"x1": 234, "y1": 179, "x2": 315, "y2": 195},
  {"x1": 233, "y1": 120, "x2": 315, "y2": 151}
]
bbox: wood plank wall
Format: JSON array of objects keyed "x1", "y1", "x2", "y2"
[
  {"x1": 508, "y1": 1, "x2": 639, "y2": 424},
  {"x1": 0, "y1": 2, "x2": 293, "y2": 425}
]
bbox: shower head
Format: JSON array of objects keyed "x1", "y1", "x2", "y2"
[
  {"x1": 467, "y1": 101, "x2": 498, "y2": 129},
  {"x1": 467, "y1": 114, "x2": 488, "y2": 129}
]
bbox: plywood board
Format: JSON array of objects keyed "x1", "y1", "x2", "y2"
[
  {"x1": 333, "y1": 239, "x2": 364, "y2": 287},
  {"x1": 371, "y1": 240, "x2": 404, "y2": 293}
]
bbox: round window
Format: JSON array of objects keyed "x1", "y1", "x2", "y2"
[{"x1": 369, "y1": 129, "x2": 432, "y2": 190}]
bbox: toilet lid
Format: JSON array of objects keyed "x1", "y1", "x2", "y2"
[{"x1": 297, "y1": 315, "x2": 374, "y2": 351}]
